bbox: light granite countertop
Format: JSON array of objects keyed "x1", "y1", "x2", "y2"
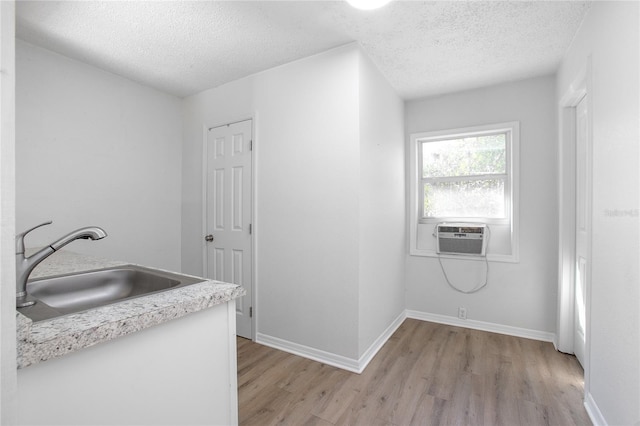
[{"x1": 17, "y1": 250, "x2": 245, "y2": 369}]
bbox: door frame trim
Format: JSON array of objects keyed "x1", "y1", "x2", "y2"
[
  {"x1": 201, "y1": 117, "x2": 256, "y2": 340},
  {"x1": 557, "y1": 57, "x2": 592, "y2": 391}
]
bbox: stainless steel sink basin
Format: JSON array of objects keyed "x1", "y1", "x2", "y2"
[{"x1": 18, "y1": 265, "x2": 204, "y2": 322}]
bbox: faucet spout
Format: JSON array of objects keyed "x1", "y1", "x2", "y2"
[
  {"x1": 50, "y1": 227, "x2": 108, "y2": 251},
  {"x1": 16, "y1": 222, "x2": 107, "y2": 308}
]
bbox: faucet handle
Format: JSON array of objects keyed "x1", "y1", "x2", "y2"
[{"x1": 16, "y1": 220, "x2": 53, "y2": 254}]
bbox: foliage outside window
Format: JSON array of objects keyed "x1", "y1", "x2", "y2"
[{"x1": 419, "y1": 133, "x2": 508, "y2": 220}]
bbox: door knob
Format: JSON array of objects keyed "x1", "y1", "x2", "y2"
[{"x1": 205, "y1": 234, "x2": 214, "y2": 242}]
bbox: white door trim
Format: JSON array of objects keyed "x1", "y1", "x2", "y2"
[
  {"x1": 201, "y1": 117, "x2": 256, "y2": 340},
  {"x1": 557, "y1": 57, "x2": 592, "y2": 391},
  {"x1": 201, "y1": 123, "x2": 209, "y2": 278}
]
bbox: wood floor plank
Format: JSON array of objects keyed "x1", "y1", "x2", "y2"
[
  {"x1": 238, "y1": 350, "x2": 299, "y2": 407},
  {"x1": 518, "y1": 399, "x2": 552, "y2": 426},
  {"x1": 442, "y1": 371, "x2": 485, "y2": 426},
  {"x1": 367, "y1": 354, "x2": 418, "y2": 424},
  {"x1": 272, "y1": 366, "x2": 350, "y2": 425},
  {"x1": 239, "y1": 383, "x2": 295, "y2": 426},
  {"x1": 301, "y1": 414, "x2": 337, "y2": 426},
  {"x1": 237, "y1": 319, "x2": 591, "y2": 426},
  {"x1": 482, "y1": 354, "x2": 521, "y2": 426},
  {"x1": 409, "y1": 392, "x2": 447, "y2": 426},
  {"x1": 311, "y1": 381, "x2": 359, "y2": 424},
  {"x1": 276, "y1": 356, "x2": 325, "y2": 393},
  {"x1": 386, "y1": 369, "x2": 430, "y2": 425}
]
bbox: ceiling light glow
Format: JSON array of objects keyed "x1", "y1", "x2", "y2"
[{"x1": 346, "y1": 0, "x2": 393, "y2": 11}]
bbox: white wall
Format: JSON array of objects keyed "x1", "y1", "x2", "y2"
[
  {"x1": 0, "y1": 1, "x2": 18, "y2": 424},
  {"x1": 557, "y1": 2, "x2": 639, "y2": 424},
  {"x1": 183, "y1": 45, "x2": 405, "y2": 361},
  {"x1": 183, "y1": 45, "x2": 362, "y2": 359},
  {"x1": 254, "y1": 45, "x2": 362, "y2": 358},
  {"x1": 357, "y1": 51, "x2": 405, "y2": 355},
  {"x1": 16, "y1": 40, "x2": 183, "y2": 271},
  {"x1": 405, "y1": 75, "x2": 558, "y2": 335}
]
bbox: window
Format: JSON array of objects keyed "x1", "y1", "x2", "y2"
[
  {"x1": 409, "y1": 122, "x2": 519, "y2": 262},
  {"x1": 420, "y1": 132, "x2": 508, "y2": 220}
]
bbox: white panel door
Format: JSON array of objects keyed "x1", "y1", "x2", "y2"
[
  {"x1": 574, "y1": 95, "x2": 590, "y2": 367},
  {"x1": 206, "y1": 120, "x2": 252, "y2": 339}
]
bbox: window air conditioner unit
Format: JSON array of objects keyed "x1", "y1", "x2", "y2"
[{"x1": 436, "y1": 223, "x2": 487, "y2": 256}]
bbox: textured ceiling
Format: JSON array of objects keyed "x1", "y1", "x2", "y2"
[{"x1": 15, "y1": 1, "x2": 591, "y2": 100}]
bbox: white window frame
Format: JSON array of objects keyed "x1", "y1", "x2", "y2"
[{"x1": 409, "y1": 122, "x2": 520, "y2": 263}]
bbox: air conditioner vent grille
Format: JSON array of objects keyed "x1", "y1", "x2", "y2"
[{"x1": 436, "y1": 223, "x2": 487, "y2": 256}]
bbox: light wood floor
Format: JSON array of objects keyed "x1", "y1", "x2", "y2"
[{"x1": 237, "y1": 319, "x2": 590, "y2": 426}]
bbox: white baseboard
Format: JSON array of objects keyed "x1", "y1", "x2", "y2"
[
  {"x1": 256, "y1": 311, "x2": 406, "y2": 374},
  {"x1": 552, "y1": 334, "x2": 560, "y2": 351},
  {"x1": 356, "y1": 310, "x2": 406, "y2": 373},
  {"x1": 256, "y1": 310, "x2": 555, "y2": 374},
  {"x1": 256, "y1": 332, "x2": 361, "y2": 372},
  {"x1": 406, "y1": 310, "x2": 556, "y2": 342},
  {"x1": 584, "y1": 391, "x2": 607, "y2": 426}
]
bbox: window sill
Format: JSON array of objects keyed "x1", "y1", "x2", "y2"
[
  {"x1": 418, "y1": 218, "x2": 510, "y2": 227},
  {"x1": 409, "y1": 248, "x2": 519, "y2": 264}
]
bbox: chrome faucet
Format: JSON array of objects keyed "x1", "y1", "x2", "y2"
[{"x1": 16, "y1": 221, "x2": 107, "y2": 308}]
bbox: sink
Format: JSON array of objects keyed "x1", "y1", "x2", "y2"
[{"x1": 18, "y1": 265, "x2": 204, "y2": 322}]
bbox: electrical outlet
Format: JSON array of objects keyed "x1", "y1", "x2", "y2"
[{"x1": 458, "y1": 307, "x2": 467, "y2": 320}]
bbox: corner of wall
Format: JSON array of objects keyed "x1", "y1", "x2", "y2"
[
  {"x1": 355, "y1": 46, "x2": 406, "y2": 357},
  {"x1": 1, "y1": 1, "x2": 18, "y2": 423},
  {"x1": 555, "y1": 3, "x2": 640, "y2": 425}
]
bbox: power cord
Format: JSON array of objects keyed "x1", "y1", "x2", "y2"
[{"x1": 434, "y1": 224, "x2": 491, "y2": 294}]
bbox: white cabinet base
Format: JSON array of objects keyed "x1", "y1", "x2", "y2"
[{"x1": 17, "y1": 300, "x2": 238, "y2": 426}]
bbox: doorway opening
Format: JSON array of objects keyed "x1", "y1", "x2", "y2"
[{"x1": 557, "y1": 59, "x2": 592, "y2": 394}]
